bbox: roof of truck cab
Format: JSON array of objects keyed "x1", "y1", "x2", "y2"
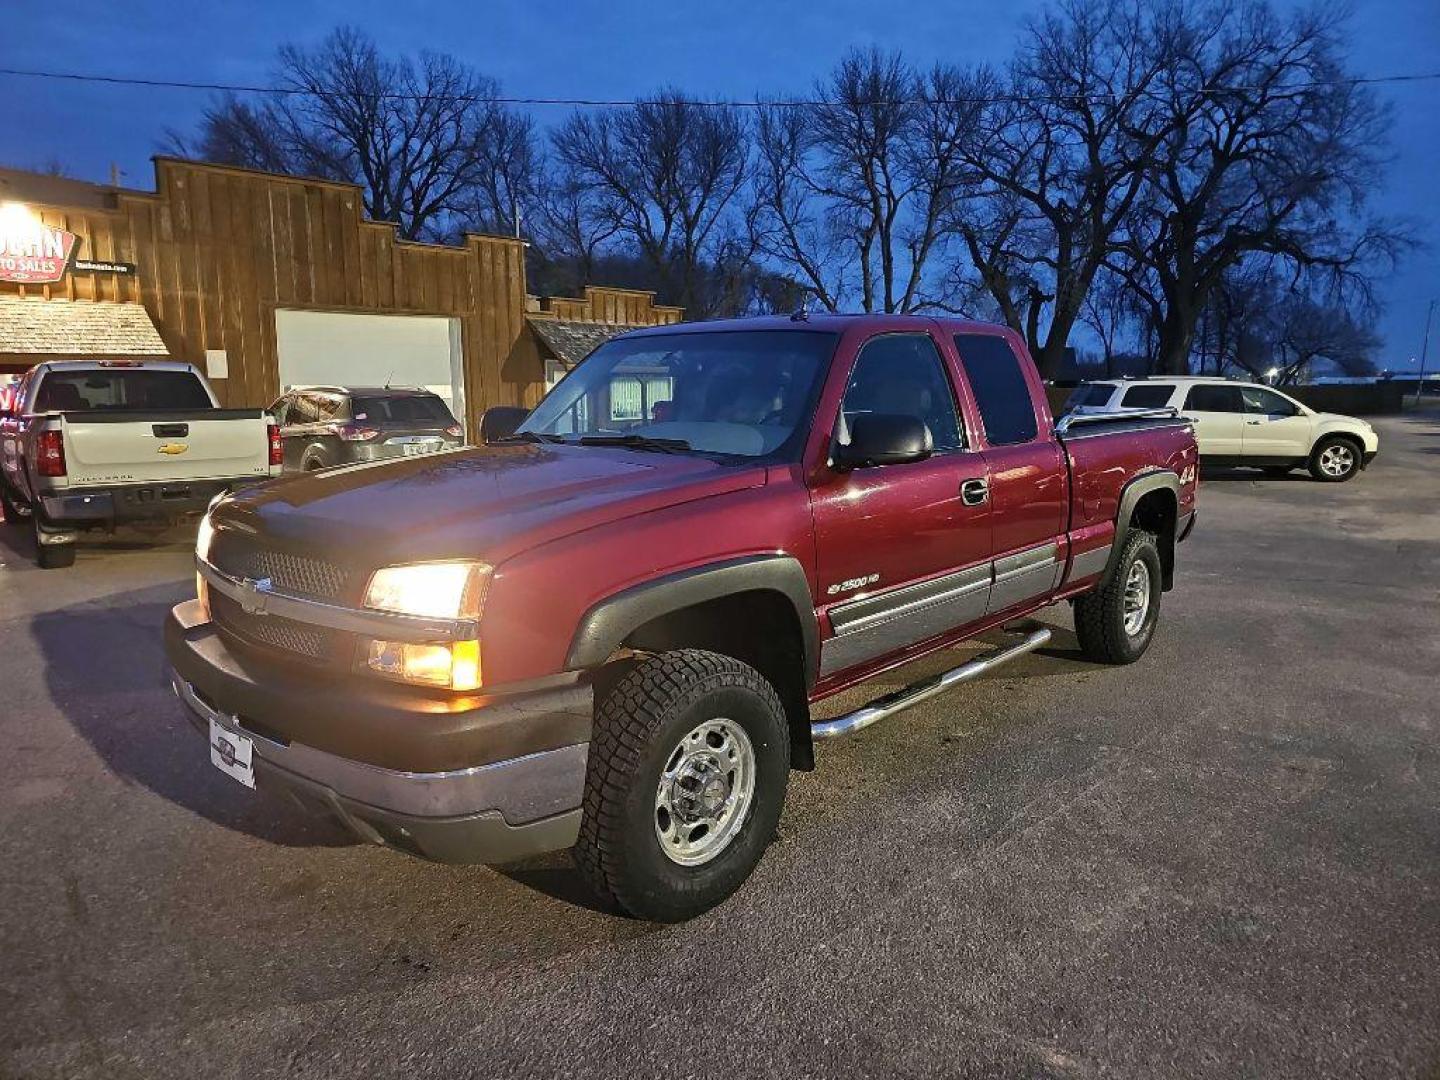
[{"x1": 616, "y1": 313, "x2": 1012, "y2": 338}]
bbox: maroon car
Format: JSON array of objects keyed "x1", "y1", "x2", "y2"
[{"x1": 165, "y1": 314, "x2": 1198, "y2": 921}]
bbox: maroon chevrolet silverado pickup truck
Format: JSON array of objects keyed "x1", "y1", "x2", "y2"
[{"x1": 165, "y1": 314, "x2": 1198, "y2": 921}]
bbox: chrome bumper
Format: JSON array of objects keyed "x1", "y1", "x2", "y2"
[{"x1": 170, "y1": 670, "x2": 586, "y2": 863}]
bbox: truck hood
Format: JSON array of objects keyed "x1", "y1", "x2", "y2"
[{"x1": 214, "y1": 443, "x2": 764, "y2": 568}]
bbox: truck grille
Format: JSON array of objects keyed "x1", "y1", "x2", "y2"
[
  {"x1": 210, "y1": 533, "x2": 349, "y2": 601},
  {"x1": 211, "y1": 592, "x2": 337, "y2": 662}
]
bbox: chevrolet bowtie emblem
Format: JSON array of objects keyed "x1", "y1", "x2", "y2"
[
  {"x1": 239, "y1": 576, "x2": 273, "y2": 616},
  {"x1": 157, "y1": 443, "x2": 188, "y2": 455}
]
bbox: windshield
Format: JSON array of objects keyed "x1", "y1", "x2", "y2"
[
  {"x1": 352, "y1": 395, "x2": 455, "y2": 425},
  {"x1": 33, "y1": 369, "x2": 212, "y2": 412},
  {"x1": 519, "y1": 330, "x2": 838, "y2": 458}
]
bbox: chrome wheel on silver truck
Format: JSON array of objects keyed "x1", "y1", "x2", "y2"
[
  {"x1": 1074, "y1": 530, "x2": 1161, "y2": 665},
  {"x1": 575, "y1": 649, "x2": 789, "y2": 922}
]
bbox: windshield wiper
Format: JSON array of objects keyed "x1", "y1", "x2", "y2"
[
  {"x1": 497, "y1": 431, "x2": 566, "y2": 444},
  {"x1": 577, "y1": 434, "x2": 692, "y2": 454}
]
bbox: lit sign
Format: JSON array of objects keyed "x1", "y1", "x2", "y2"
[{"x1": 0, "y1": 203, "x2": 79, "y2": 284}]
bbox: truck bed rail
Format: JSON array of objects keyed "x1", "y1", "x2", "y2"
[{"x1": 1054, "y1": 407, "x2": 1191, "y2": 440}]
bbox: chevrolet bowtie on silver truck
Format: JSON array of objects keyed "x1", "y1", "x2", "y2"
[
  {"x1": 165, "y1": 314, "x2": 1199, "y2": 921},
  {"x1": 1, "y1": 359, "x2": 283, "y2": 567}
]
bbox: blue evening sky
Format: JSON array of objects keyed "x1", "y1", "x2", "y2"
[{"x1": 4, "y1": 0, "x2": 1437, "y2": 369}]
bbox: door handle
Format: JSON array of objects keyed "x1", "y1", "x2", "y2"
[
  {"x1": 961, "y1": 478, "x2": 989, "y2": 506},
  {"x1": 1245, "y1": 420, "x2": 1261, "y2": 425}
]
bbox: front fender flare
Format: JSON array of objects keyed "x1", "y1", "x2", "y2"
[{"x1": 565, "y1": 554, "x2": 819, "y2": 689}]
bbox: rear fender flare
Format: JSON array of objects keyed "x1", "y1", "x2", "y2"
[{"x1": 1104, "y1": 470, "x2": 1180, "y2": 588}]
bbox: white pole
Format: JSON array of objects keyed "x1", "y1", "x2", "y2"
[{"x1": 1416, "y1": 299, "x2": 1435, "y2": 410}]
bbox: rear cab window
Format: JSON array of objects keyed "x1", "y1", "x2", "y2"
[
  {"x1": 1120, "y1": 384, "x2": 1177, "y2": 409},
  {"x1": 953, "y1": 333, "x2": 1039, "y2": 445},
  {"x1": 32, "y1": 368, "x2": 213, "y2": 412}
]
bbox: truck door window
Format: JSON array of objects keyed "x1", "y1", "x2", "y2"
[
  {"x1": 838, "y1": 334, "x2": 963, "y2": 452},
  {"x1": 1120, "y1": 384, "x2": 1176, "y2": 408},
  {"x1": 953, "y1": 334, "x2": 1039, "y2": 445},
  {"x1": 1183, "y1": 385, "x2": 1243, "y2": 412},
  {"x1": 1241, "y1": 387, "x2": 1300, "y2": 416}
]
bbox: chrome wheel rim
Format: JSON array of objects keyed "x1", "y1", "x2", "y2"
[
  {"x1": 1319, "y1": 444, "x2": 1354, "y2": 477},
  {"x1": 1122, "y1": 559, "x2": 1151, "y2": 636},
  {"x1": 655, "y1": 718, "x2": 756, "y2": 867}
]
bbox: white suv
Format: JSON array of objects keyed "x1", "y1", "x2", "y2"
[{"x1": 1067, "y1": 377, "x2": 1379, "y2": 482}]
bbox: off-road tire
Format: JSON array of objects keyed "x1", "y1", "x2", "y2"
[
  {"x1": 1074, "y1": 529, "x2": 1160, "y2": 665},
  {"x1": 33, "y1": 514, "x2": 75, "y2": 569},
  {"x1": 1308, "y1": 435, "x2": 1362, "y2": 483},
  {"x1": 574, "y1": 649, "x2": 789, "y2": 922}
]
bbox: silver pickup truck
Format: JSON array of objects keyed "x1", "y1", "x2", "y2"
[{"x1": 0, "y1": 360, "x2": 282, "y2": 567}]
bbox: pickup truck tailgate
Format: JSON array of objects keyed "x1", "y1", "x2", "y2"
[{"x1": 59, "y1": 410, "x2": 273, "y2": 485}]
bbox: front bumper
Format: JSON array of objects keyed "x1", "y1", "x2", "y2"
[{"x1": 164, "y1": 600, "x2": 592, "y2": 864}]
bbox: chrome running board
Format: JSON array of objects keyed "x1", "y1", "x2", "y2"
[{"x1": 810, "y1": 627, "x2": 1052, "y2": 740}]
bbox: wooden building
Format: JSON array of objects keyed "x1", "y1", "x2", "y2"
[{"x1": 0, "y1": 160, "x2": 682, "y2": 435}]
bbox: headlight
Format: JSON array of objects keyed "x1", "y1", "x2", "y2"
[
  {"x1": 196, "y1": 511, "x2": 217, "y2": 563},
  {"x1": 363, "y1": 561, "x2": 490, "y2": 620},
  {"x1": 361, "y1": 561, "x2": 490, "y2": 691}
]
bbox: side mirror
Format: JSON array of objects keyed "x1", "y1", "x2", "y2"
[
  {"x1": 480, "y1": 405, "x2": 530, "y2": 444},
  {"x1": 832, "y1": 413, "x2": 933, "y2": 470}
]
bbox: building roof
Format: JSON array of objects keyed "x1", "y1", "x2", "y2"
[
  {"x1": 0, "y1": 296, "x2": 169, "y2": 357},
  {"x1": 527, "y1": 317, "x2": 629, "y2": 366}
]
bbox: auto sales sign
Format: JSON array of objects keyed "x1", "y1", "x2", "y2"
[{"x1": 0, "y1": 210, "x2": 79, "y2": 284}]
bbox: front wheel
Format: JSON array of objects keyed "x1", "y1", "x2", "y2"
[
  {"x1": 1073, "y1": 529, "x2": 1161, "y2": 665},
  {"x1": 574, "y1": 649, "x2": 790, "y2": 922},
  {"x1": 1309, "y1": 436, "x2": 1361, "y2": 482}
]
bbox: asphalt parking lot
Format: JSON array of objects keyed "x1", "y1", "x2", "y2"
[{"x1": 2, "y1": 411, "x2": 1438, "y2": 1079}]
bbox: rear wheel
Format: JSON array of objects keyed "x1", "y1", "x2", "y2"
[
  {"x1": 574, "y1": 649, "x2": 789, "y2": 922},
  {"x1": 1309, "y1": 436, "x2": 1361, "y2": 482},
  {"x1": 1074, "y1": 530, "x2": 1161, "y2": 665}
]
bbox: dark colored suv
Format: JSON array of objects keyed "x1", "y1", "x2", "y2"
[{"x1": 268, "y1": 386, "x2": 465, "y2": 472}]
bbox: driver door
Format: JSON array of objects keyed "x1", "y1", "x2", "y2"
[{"x1": 809, "y1": 331, "x2": 993, "y2": 680}]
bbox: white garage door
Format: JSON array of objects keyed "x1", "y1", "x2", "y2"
[{"x1": 274, "y1": 310, "x2": 465, "y2": 424}]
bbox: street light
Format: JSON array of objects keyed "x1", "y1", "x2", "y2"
[
  {"x1": 1265, "y1": 366, "x2": 1280, "y2": 385},
  {"x1": 1415, "y1": 299, "x2": 1435, "y2": 410}
]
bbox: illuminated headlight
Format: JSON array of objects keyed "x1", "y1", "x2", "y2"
[
  {"x1": 363, "y1": 561, "x2": 490, "y2": 620},
  {"x1": 361, "y1": 561, "x2": 490, "y2": 691}
]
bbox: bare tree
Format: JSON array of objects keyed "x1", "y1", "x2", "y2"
[
  {"x1": 750, "y1": 49, "x2": 975, "y2": 314},
  {"x1": 168, "y1": 28, "x2": 537, "y2": 241},
  {"x1": 1116, "y1": 0, "x2": 1407, "y2": 374},
  {"x1": 551, "y1": 92, "x2": 749, "y2": 316},
  {"x1": 951, "y1": 0, "x2": 1182, "y2": 377}
]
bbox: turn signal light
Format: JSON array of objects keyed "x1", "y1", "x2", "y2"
[
  {"x1": 37, "y1": 430, "x2": 65, "y2": 477},
  {"x1": 364, "y1": 638, "x2": 481, "y2": 691},
  {"x1": 445, "y1": 425, "x2": 463, "y2": 438}
]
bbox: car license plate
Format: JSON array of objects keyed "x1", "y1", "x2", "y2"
[{"x1": 209, "y1": 717, "x2": 255, "y2": 788}]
